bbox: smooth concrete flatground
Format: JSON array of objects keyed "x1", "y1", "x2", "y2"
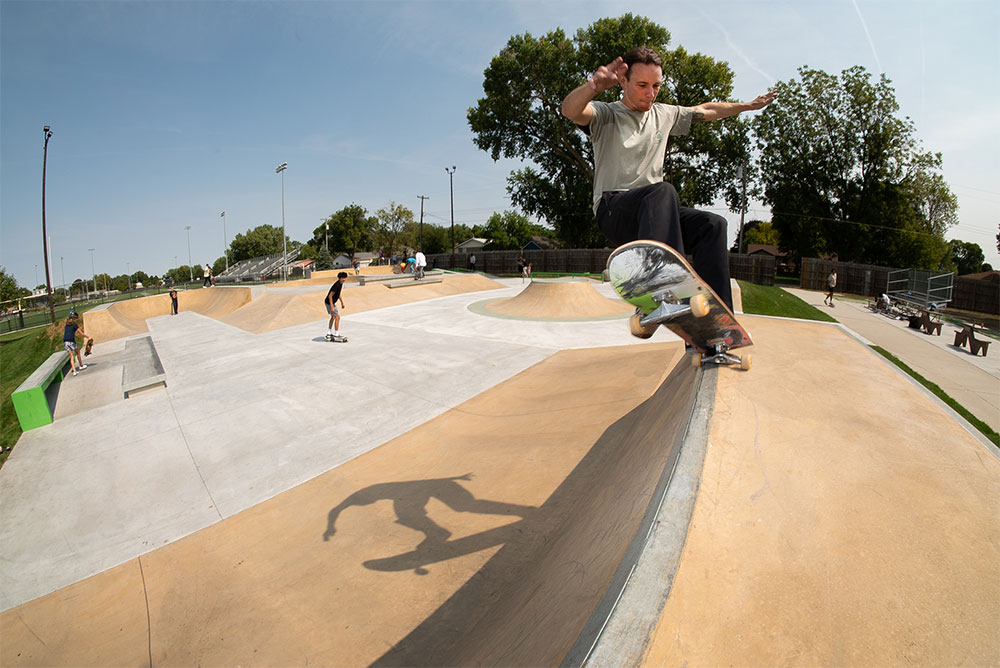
[
  {"x1": 640, "y1": 316, "x2": 1000, "y2": 666},
  {"x1": 787, "y1": 287, "x2": 1000, "y2": 433}
]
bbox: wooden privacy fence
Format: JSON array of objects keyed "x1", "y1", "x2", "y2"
[
  {"x1": 428, "y1": 249, "x2": 777, "y2": 286},
  {"x1": 801, "y1": 257, "x2": 998, "y2": 315}
]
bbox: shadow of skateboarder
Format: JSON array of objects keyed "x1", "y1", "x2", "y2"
[{"x1": 323, "y1": 474, "x2": 537, "y2": 574}]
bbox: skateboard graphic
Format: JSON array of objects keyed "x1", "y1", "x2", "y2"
[
  {"x1": 607, "y1": 240, "x2": 752, "y2": 369},
  {"x1": 84, "y1": 338, "x2": 95, "y2": 356},
  {"x1": 325, "y1": 334, "x2": 349, "y2": 343}
]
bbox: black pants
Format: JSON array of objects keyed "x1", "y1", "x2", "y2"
[{"x1": 597, "y1": 182, "x2": 733, "y2": 310}]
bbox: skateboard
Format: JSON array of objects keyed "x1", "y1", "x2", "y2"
[
  {"x1": 84, "y1": 338, "x2": 95, "y2": 356},
  {"x1": 325, "y1": 334, "x2": 349, "y2": 343},
  {"x1": 607, "y1": 240, "x2": 752, "y2": 369}
]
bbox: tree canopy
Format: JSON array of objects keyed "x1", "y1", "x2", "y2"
[
  {"x1": 316, "y1": 204, "x2": 376, "y2": 258},
  {"x1": 752, "y1": 65, "x2": 957, "y2": 269},
  {"x1": 230, "y1": 224, "x2": 289, "y2": 262},
  {"x1": 468, "y1": 14, "x2": 751, "y2": 248}
]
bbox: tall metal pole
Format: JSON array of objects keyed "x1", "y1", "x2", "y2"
[
  {"x1": 276, "y1": 162, "x2": 288, "y2": 281},
  {"x1": 221, "y1": 211, "x2": 229, "y2": 272},
  {"x1": 60, "y1": 256, "x2": 65, "y2": 292},
  {"x1": 417, "y1": 195, "x2": 429, "y2": 250},
  {"x1": 41, "y1": 126, "x2": 55, "y2": 323},
  {"x1": 445, "y1": 166, "x2": 456, "y2": 255},
  {"x1": 88, "y1": 248, "x2": 96, "y2": 295},
  {"x1": 185, "y1": 226, "x2": 193, "y2": 281}
]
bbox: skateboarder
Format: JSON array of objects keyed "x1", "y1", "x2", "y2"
[
  {"x1": 202, "y1": 263, "x2": 212, "y2": 287},
  {"x1": 63, "y1": 312, "x2": 91, "y2": 376},
  {"x1": 561, "y1": 46, "x2": 775, "y2": 310},
  {"x1": 414, "y1": 250, "x2": 427, "y2": 280},
  {"x1": 325, "y1": 272, "x2": 348, "y2": 342}
]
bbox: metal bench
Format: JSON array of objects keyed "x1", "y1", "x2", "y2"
[{"x1": 11, "y1": 351, "x2": 69, "y2": 430}]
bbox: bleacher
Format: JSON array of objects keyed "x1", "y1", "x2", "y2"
[{"x1": 217, "y1": 248, "x2": 301, "y2": 283}]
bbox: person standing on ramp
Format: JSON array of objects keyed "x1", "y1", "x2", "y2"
[{"x1": 325, "y1": 272, "x2": 348, "y2": 342}]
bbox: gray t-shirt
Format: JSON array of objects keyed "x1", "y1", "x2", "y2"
[{"x1": 588, "y1": 100, "x2": 694, "y2": 213}]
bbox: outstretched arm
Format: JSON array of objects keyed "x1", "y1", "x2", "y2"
[
  {"x1": 691, "y1": 90, "x2": 776, "y2": 123},
  {"x1": 561, "y1": 57, "x2": 628, "y2": 126}
]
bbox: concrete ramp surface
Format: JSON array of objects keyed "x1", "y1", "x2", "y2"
[
  {"x1": 482, "y1": 278, "x2": 633, "y2": 319},
  {"x1": 0, "y1": 343, "x2": 694, "y2": 666},
  {"x1": 82, "y1": 288, "x2": 252, "y2": 341}
]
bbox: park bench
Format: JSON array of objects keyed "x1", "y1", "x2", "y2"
[
  {"x1": 11, "y1": 350, "x2": 69, "y2": 431},
  {"x1": 953, "y1": 324, "x2": 992, "y2": 357},
  {"x1": 919, "y1": 310, "x2": 942, "y2": 336}
]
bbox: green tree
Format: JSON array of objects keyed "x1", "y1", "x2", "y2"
[
  {"x1": 317, "y1": 204, "x2": 376, "y2": 258},
  {"x1": 480, "y1": 211, "x2": 550, "y2": 250},
  {"x1": 948, "y1": 240, "x2": 985, "y2": 276},
  {"x1": 468, "y1": 14, "x2": 753, "y2": 248},
  {"x1": 742, "y1": 221, "x2": 781, "y2": 249},
  {"x1": 0, "y1": 267, "x2": 26, "y2": 303},
  {"x1": 752, "y1": 66, "x2": 958, "y2": 269},
  {"x1": 316, "y1": 245, "x2": 334, "y2": 271},
  {"x1": 230, "y1": 224, "x2": 288, "y2": 262},
  {"x1": 374, "y1": 202, "x2": 415, "y2": 258},
  {"x1": 212, "y1": 257, "x2": 228, "y2": 277}
]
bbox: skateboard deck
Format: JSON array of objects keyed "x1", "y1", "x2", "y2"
[
  {"x1": 84, "y1": 338, "x2": 94, "y2": 356},
  {"x1": 326, "y1": 335, "x2": 349, "y2": 343},
  {"x1": 607, "y1": 240, "x2": 752, "y2": 369}
]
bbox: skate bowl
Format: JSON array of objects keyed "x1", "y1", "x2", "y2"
[
  {"x1": 474, "y1": 278, "x2": 634, "y2": 321},
  {"x1": 82, "y1": 287, "x2": 253, "y2": 341}
]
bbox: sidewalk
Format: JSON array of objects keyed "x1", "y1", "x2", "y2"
[{"x1": 787, "y1": 287, "x2": 999, "y2": 434}]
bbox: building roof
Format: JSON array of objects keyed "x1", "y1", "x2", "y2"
[
  {"x1": 747, "y1": 244, "x2": 785, "y2": 257},
  {"x1": 959, "y1": 270, "x2": 1000, "y2": 283}
]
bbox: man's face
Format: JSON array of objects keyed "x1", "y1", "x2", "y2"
[{"x1": 621, "y1": 62, "x2": 663, "y2": 112}]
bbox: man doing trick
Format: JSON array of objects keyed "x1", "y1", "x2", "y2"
[{"x1": 561, "y1": 46, "x2": 775, "y2": 310}]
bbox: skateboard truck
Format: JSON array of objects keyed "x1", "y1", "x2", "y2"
[
  {"x1": 692, "y1": 338, "x2": 752, "y2": 370},
  {"x1": 632, "y1": 292, "x2": 710, "y2": 337}
]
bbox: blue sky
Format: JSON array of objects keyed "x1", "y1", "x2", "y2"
[{"x1": 2, "y1": 0, "x2": 997, "y2": 290}]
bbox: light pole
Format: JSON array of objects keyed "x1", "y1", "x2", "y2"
[
  {"x1": 184, "y1": 225, "x2": 193, "y2": 282},
  {"x1": 275, "y1": 162, "x2": 288, "y2": 281},
  {"x1": 445, "y1": 166, "x2": 456, "y2": 255},
  {"x1": 220, "y1": 211, "x2": 229, "y2": 272},
  {"x1": 417, "y1": 195, "x2": 429, "y2": 250},
  {"x1": 126, "y1": 261, "x2": 131, "y2": 290},
  {"x1": 88, "y1": 248, "x2": 96, "y2": 296},
  {"x1": 60, "y1": 256, "x2": 65, "y2": 293},
  {"x1": 41, "y1": 126, "x2": 55, "y2": 323}
]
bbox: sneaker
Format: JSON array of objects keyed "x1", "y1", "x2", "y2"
[
  {"x1": 72, "y1": 370, "x2": 78, "y2": 376},
  {"x1": 80, "y1": 364, "x2": 88, "y2": 369},
  {"x1": 325, "y1": 334, "x2": 333, "y2": 341}
]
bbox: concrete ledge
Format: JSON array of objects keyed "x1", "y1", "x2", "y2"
[
  {"x1": 121, "y1": 335, "x2": 166, "y2": 398},
  {"x1": 386, "y1": 277, "x2": 444, "y2": 289},
  {"x1": 359, "y1": 270, "x2": 444, "y2": 286},
  {"x1": 12, "y1": 351, "x2": 69, "y2": 430}
]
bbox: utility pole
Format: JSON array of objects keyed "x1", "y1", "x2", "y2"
[
  {"x1": 445, "y1": 166, "x2": 456, "y2": 255},
  {"x1": 41, "y1": 126, "x2": 55, "y2": 323},
  {"x1": 417, "y1": 195, "x2": 429, "y2": 250},
  {"x1": 736, "y1": 165, "x2": 748, "y2": 254}
]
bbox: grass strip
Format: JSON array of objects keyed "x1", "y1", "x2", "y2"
[
  {"x1": 0, "y1": 324, "x2": 64, "y2": 465},
  {"x1": 737, "y1": 281, "x2": 837, "y2": 322},
  {"x1": 870, "y1": 345, "x2": 999, "y2": 448}
]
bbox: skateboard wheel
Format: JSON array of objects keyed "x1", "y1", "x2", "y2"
[
  {"x1": 628, "y1": 312, "x2": 656, "y2": 339},
  {"x1": 690, "y1": 293, "x2": 710, "y2": 318},
  {"x1": 740, "y1": 354, "x2": 752, "y2": 371},
  {"x1": 690, "y1": 353, "x2": 703, "y2": 368}
]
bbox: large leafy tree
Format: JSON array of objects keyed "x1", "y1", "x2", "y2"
[
  {"x1": 468, "y1": 14, "x2": 752, "y2": 248},
  {"x1": 230, "y1": 224, "x2": 289, "y2": 262},
  {"x1": 315, "y1": 204, "x2": 376, "y2": 258},
  {"x1": 480, "y1": 211, "x2": 551, "y2": 250},
  {"x1": 948, "y1": 240, "x2": 985, "y2": 275},
  {"x1": 374, "y1": 202, "x2": 415, "y2": 258},
  {"x1": 753, "y1": 66, "x2": 957, "y2": 268},
  {"x1": 0, "y1": 267, "x2": 28, "y2": 302}
]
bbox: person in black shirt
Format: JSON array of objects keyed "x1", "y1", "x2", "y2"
[
  {"x1": 63, "y1": 312, "x2": 92, "y2": 376},
  {"x1": 325, "y1": 272, "x2": 348, "y2": 342}
]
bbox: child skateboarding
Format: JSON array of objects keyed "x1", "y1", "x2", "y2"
[
  {"x1": 63, "y1": 311, "x2": 92, "y2": 376},
  {"x1": 325, "y1": 272, "x2": 348, "y2": 342}
]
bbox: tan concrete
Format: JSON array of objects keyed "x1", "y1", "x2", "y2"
[
  {"x1": 642, "y1": 316, "x2": 1000, "y2": 666},
  {"x1": 484, "y1": 278, "x2": 633, "y2": 319},
  {"x1": 221, "y1": 272, "x2": 504, "y2": 333},
  {"x1": 1, "y1": 342, "x2": 695, "y2": 667},
  {"x1": 82, "y1": 287, "x2": 252, "y2": 342}
]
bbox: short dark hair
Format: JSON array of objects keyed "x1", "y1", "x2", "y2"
[
  {"x1": 623, "y1": 47, "x2": 663, "y2": 79},
  {"x1": 337, "y1": 272, "x2": 348, "y2": 279}
]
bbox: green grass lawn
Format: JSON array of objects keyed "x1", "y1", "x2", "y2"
[
  {"x1": 737, "y1": 281, "x2": 837, "y2": 322},
  {"x1": 0, "y1": 324, "x2": 63, "y2": 465}
]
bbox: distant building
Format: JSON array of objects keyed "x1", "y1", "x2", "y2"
[
  {"x1": 960, "y1": 270, "x2": 1000, "y2": 283},
  {"x1": 456, "y1": 238, "x2": 489, "y2": 254},
  {"x1": 332, "y1": 252, "x2": 378, "y2": 269},
  {"x1": 522, "y1": 236, "x2": 561, "y2": 251}
]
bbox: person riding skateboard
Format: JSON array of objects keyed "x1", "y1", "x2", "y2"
[
  {"x1": 561, "y1": 46, "x2": 775, "y2": 311},
  {"x1": 325, "y1": 272, "x2": 348, "y2": 342}
]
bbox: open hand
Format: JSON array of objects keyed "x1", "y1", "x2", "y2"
[{"x1": 746, "y1": 90, "x2": 777, "y2": 110}]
